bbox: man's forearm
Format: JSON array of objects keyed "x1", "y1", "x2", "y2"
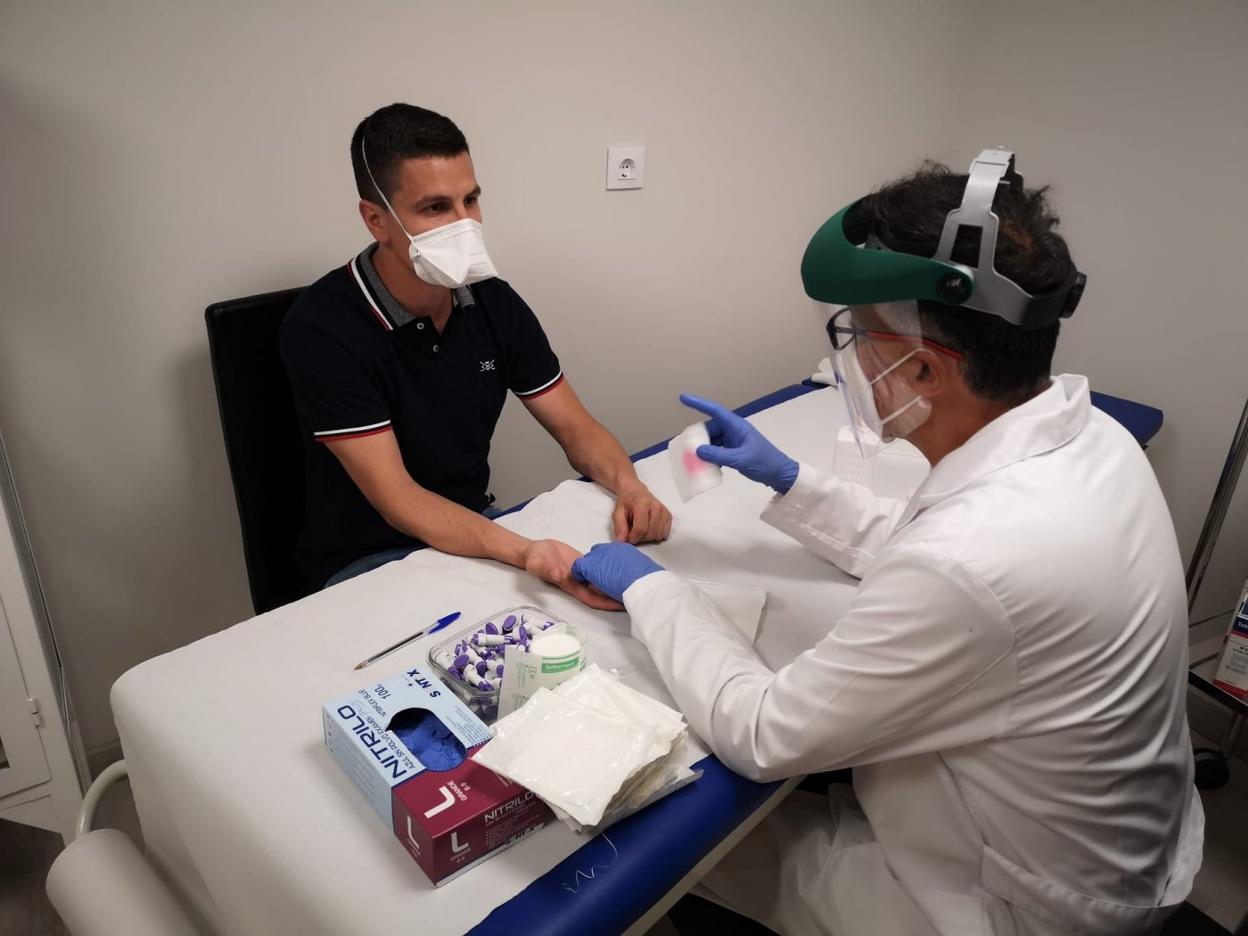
[
  {"x1": 563, "y1": 419, "x2": 644, "y2": 495},
  {"x1": 382, "y1": 483, "x2": 530, "y2": 568}
]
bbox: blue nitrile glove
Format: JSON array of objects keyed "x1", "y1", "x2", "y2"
[
  {"x1": 680, "y1": 393, "x2": 799, "y2": 494},
  {"x1": 571, "y1": 543, "x2": 665, "y2": 603}
]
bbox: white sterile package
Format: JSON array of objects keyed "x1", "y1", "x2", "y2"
[
  {"x1": 556, "y1": 667, "x2": 697, "y2": 830},
  {"x1": 473, "y1": 665, "x2": 693, "y2": 833},
  {"x1": 473, "y1": 687, "x2": 652, "y2": 828}
]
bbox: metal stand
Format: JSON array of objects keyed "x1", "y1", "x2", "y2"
[{"x1": 1186, "y1": 396, "x2": 1248, "y2": 790}]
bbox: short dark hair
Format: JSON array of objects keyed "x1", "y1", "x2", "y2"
[
  {"x1": 350, "y1": 104, "x2": 469, "y2": 204},
  {"x1": 855, "y1": 161, "x2": 1077, "y2": 403}
]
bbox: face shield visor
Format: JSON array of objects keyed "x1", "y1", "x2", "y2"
[{"x1": 817, "y1": 302, "x2": 963, "y2": 453}]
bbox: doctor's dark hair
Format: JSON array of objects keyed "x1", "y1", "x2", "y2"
[
  {"x1": 350, "y1": 104, "x2": 469, "y2": 204},
  {"x1": 855, "y1": 162, "x2": 1077, "y2": 404}
]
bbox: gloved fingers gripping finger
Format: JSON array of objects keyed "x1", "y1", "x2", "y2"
[
  {"x1": 703, "y1": 416, "x2": 726, "y2": 445},
  {"x1": 570, "y1": 556, "x2": 591, "y2": 584},
  {"x1": 563, "y1": 577, "x2": 624, "y2": 611}
]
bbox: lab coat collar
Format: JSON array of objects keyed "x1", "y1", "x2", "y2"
[{"x1": 896, "y1": 374, "x2": 1090, "y2": 529}]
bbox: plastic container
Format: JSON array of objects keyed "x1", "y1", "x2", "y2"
[{"x1": 427, "y1": 606, "x2": 575, "y2": 722}]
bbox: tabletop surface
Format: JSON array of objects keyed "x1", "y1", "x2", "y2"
[
  {"x1": 112, "y1": 383, "x2": 865, "y2": 936},
  {"x1": 113, "y1": 377, "x2": 1173, "y2": 935}
]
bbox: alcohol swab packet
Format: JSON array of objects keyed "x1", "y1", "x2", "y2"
[{"x1": 668, "y1": 421, "x2": 723, "y2": 501}]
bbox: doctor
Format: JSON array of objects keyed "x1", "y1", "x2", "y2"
[{"x1": 573, "y1": 152, "x2": 1204, "y2": 935}]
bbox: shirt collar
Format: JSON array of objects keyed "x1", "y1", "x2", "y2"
[
  {"x1": 349, "y1": 245, "x2": 475, "y2": 332},
  {"x1": 896, "y1": 373, "x2": 1091, "y2": 528}
]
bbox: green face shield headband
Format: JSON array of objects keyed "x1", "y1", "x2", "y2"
[{"x1": 800, "y1": 149, "x2": 1086, "y2": 330}]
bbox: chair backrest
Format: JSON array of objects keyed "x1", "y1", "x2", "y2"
[{"x1": 205, "y1": 288, "x2": 309, "y2": 614}]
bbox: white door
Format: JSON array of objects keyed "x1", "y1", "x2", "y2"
[
  {"x1": 0, "y1": 431, "x2": 86, "y2": 840},
  {"x1": 0, "y1": 583, "x2": 51, "y2": 797}
]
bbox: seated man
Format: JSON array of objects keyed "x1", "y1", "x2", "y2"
[
  {"x1": 573, "y1": 152, "x2": 1203, "y2": 934},
  {"x1": 281, "y1": 103, "x2": 669, "y2": 603}
]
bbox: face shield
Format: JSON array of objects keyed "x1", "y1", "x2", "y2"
[
  {"x1": 818, "y1": 302, "x2": 961, "y2": 453},
  {"x1": 801, "y1": 148, "x2": 1089, "y2": 457}
]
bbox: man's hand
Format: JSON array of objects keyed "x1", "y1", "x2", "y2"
[
  {"x1": 612, "y1": 486, "x2": 673, "y2": 544},
  {"x1": 523, "y1": 381, "x2": 673, "y2": 542},
  {"x1": 522, "y1": 539, "x2": 624, "y2": 611}
]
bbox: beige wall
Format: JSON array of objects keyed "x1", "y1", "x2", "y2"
[{"x1": 0, "y1": 0, "x2": 972, "y2": 751}]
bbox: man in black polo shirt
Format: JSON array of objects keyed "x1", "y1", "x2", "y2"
[{"x1": 280, "y1": 103, "x2": 671, "y2": 607}]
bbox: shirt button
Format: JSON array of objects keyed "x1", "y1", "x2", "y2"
[
  {"x1": 416, "y1": 322, "x2": 425, "y2": 330},
  {"x1": 433, "y1": 344, "x2": 440, "y2": 353}
]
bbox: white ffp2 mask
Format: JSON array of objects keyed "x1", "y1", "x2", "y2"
[{"x1": 403, "y1": 217, "x2": 498, "y2": 288}]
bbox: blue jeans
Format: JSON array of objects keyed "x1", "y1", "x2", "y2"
[{"x1": 324, "y1": 503, "x2": 506, "y2": 588}]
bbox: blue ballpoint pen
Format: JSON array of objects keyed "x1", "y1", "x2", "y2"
[{"x1": 353, "y1": 611, "x2": 463, "y2": 671}]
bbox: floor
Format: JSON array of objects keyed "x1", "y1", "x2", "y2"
[
  {"x1": 0, "y1": 776, "x2": 140, "y2": 936},
  {"x1": 1188, "y1": 746, "x2": 1248, "y2": 931},
  {"x1": 3, "y1": 752, "x2": 1246, "y2": 936}
]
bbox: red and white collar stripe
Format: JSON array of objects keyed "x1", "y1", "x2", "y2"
[{"x1": 348, "y1": 256, "x2": 394, "y2": 331}]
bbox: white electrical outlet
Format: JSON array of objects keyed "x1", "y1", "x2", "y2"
[{"x1": 606, "y1": 145, "x2": 645, "y2": 190}]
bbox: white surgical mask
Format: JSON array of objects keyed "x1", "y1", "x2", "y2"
[
  {"x1": 834, "y1": 344, "x2": 931, "y2": 453},
  {"x1": 361, "y1": 138, "x2": 499, "y2": 288}
]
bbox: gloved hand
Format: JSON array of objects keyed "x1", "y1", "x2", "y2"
[
  {"x1": 571, "y1": 543, "x2": 665, "y2": 603},
  {"x1": 680, "y1": 393, "x2": 800, "y2": 493}
]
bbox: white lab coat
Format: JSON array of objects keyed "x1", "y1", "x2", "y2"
[{"x1": 624, "y1": 375, "x2": 1203, "y2": 935}]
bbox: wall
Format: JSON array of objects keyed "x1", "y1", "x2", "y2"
[{"x1": 0, "y1": 0, "x2": 972, "y2": 751}]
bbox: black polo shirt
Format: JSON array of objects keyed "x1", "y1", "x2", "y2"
[{"x1": 280, "y1": 246, "x2": 563, "y2": 587}]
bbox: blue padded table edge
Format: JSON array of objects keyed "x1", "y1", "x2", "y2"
[
  {"x1": 1088, "y1": 390, "x2": 1162, "y2": 448},
  {"x1": 470, "y1": 382, "x2": 824, "y2": 936},
  {"x1": 469, "y1": 755, "x2": 784, "y2": 936}
]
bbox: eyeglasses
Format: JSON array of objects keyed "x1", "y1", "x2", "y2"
[{"x1": 824, "y1": 306, "x2": 964, "y2": 360}]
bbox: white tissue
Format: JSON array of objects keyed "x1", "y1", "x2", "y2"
[{"x1": 668, "y1": 422, "x2": 723, "y2": 501}]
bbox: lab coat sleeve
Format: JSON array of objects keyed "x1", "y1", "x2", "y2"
[
  {"x1": 623, "y1": 549, "x2": 1017, "y2": 782},
  {"x1": 760, "y1": 462, "x2": 906, "y2": 578}
]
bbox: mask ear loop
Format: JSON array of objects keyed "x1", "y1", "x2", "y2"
[
  {"x1": 865, "y1": 346, "x2": 920, "y2": 388},
  {"x1": 867, "y1": 345, "x2": 939, "y2": 431},
  {"x1": 361, "y1": 136, "x2": 416, "y2": 241}
]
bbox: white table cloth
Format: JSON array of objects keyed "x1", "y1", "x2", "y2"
[{"x1": 112, "y1": 388, "x2": 913, "y2": 936}]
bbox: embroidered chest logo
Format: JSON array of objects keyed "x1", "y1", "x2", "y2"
[{"x1": 480, "y1": 360, "x2": 496, "y2": 372}]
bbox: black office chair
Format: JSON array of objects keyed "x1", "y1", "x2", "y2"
[{"x1": 205, "y1": 287, "x2": 310, "y2": 614}]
